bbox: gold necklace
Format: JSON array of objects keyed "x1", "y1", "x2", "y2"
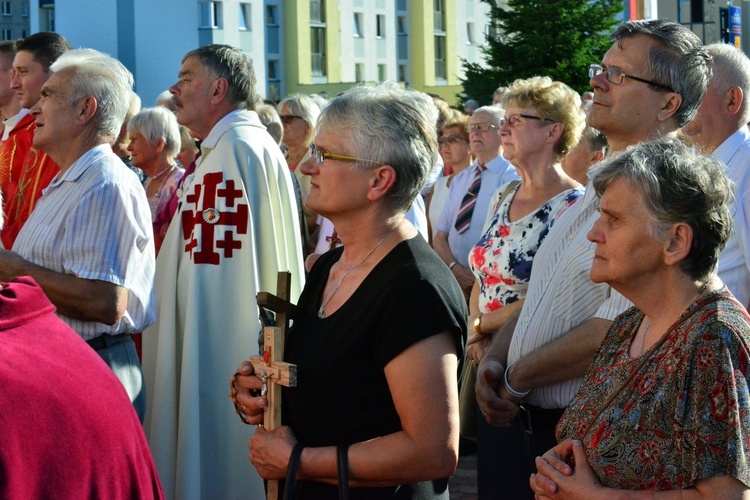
[
  {"x1": 639, "y1": 280, "x2": 710, "y2": 355},
  {"x1": 317, "y1": 224, "x2": 399, "y2": 319}
]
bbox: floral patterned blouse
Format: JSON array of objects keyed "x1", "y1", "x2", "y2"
[
  {"x1": 468, "y1": 183, "x2": 582, "y2": 314},
  {"x1": 556, "y1": 288, "x2": 750, "y2": 490}
]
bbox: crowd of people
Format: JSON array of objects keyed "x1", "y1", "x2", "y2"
[{"x1": 0, "y1": 17, "x2": 748, "y2": 500}]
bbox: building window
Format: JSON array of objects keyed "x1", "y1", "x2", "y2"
[
  {"x1": 467, "y1": 22, "x2": 474, "y2": 44},
  {"x1": 377, "y1": 64, "x2": 386, "y2": 82},
  {"x1": 199, "y1": 1, "x2": 223, "y2": 29},
  {"x1": 268, "y1": 60, "x2": 279, "y2": 80},
  {"x1": 239, "y1": 3, "x2": 250, "y2": 30},
  {"x1": 1, "y1": 29, "x2": 11, "y2": 40},
  {"x1": 434, "y1": 0, "x2": 444, "y2": 32},
  {"x1": 310, "y1": 0, "x2": 324, "y2": 23},
  {"x1": 353, "y1": 12, "x2": 362, "y2": 37},
  {"x1": 311, "y1": 27, "x2": 326, "y2": 76},
  {"x1": 20, "y1": 29, "x2": 26, "y2": 38},
  {"x1": 398, "y1": 64, "x2": 407, "y2": 82},
  {"x1": 355, "y1": 63, "x2": 364, "y2": 82},
  {"x1": 266, "y1": 5, "x2": 278, "y2": 25},
  {"x1": 1, "y1": 2, "x2": 11, "y2": 16},
  {"x1": 376, "y1": 14, "x2": 385, "y2": 38},
  {"x1": 397, "y1": 16, "x2": 407, "y2": 35},
  {"x1": 435, "y1": 35, "x2": 446, "y2": 80},
  {"x1": 21, "y1": 2, "x2": 28, "y2": 17}
]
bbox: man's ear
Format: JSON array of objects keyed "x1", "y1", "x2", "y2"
[
  {"x1": 657, "y1": 92, "x2": 683, "y2": 123},
  {"x1": 366, "y1": 165, "x2": 397, "y2": 202},
  {"x1": 78, "y1": 96, "x2": 98, "y2": 125},
  {"x1": 211, "y1": 77, "x2": 230, "y2": 104},
  {"x1": 725, "y1": 86, "x2": 743, "y2": 116}
]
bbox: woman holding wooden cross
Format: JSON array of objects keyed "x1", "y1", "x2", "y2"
[{"x1": 232, "y1": 82, "x2": 467, "y2": 499}]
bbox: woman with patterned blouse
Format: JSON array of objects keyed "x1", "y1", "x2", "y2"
[
  {"x1": 531, "y1": 140, "x2": 750, "y2": 498},
  {"x1": 467, "y1": 76, "x2": 586, "y2": 498}
]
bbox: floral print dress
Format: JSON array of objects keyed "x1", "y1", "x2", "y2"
[
  {"x1": 556, "y1": 288, "x2": 750, "y2": 490},
  {"x1": 468, "y1": 183, "x2": 583, "y2": 314}
]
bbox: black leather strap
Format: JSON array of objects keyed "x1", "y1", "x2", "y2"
[
  {"x1": 337, "y1": 444, "x2": 350, "y2": 500},
  {"x1": 283, "y1": 443, "x2": 305, "y2": 500}
]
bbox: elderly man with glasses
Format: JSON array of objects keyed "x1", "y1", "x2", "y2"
[
  {"x1": 433, "y1": 105, "x2": 518, "y2": 299},
  {"x1": 475, "y1": 19, "x2": 712, "y2": 499}
]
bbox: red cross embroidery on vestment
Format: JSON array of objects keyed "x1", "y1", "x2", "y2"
[{"x1": 181, "y1": 172, "x2": 249, "y2": 265}]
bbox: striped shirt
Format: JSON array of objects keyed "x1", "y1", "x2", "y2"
[
  {"x1": 13, "y1": 144, "x2": 155, "y2": 340},
  {"x1": 507, "y1": 167, "x2": 632, "y2": 409}
]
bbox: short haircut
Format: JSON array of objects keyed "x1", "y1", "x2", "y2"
[
  {"x1": 704, "y1": 43, "x2": 750, "y2": 124},
  {"x1": 278, "y1": 93, "x2": 321, "y2": 145},
  {"x1": 0, "y1": 40, "x2": 16, "y2": 70},
  {"x1": 611, "y1": 19, "x2": 712, "y2": 127},
  {"x1": 155, "y1": 89, "x2": 177, "y2": 112},
  {"x1": 317, "y1": 82, "x2": 438, "y2": 213},
  {"x1": 432, "y1": 96, "x2": 453, "y2": 125},
  {"x1": 15, "y1": 32, "x2": 71, "y2": 72},
  {"x1": 51, "y1": 49, "x2": 134, "y2": 139},
  {"x1": 255, "y1": 103, "x2": 283, "y2": 145},
  {"x1": 128, "y1": 107, "x2": 181, "y2": 158},
  {"x1": 593, "y1": 139, "x2": 732, "y2": 281},
  {"x1": 502, "y1": 76, "x2": 587, "y2": 156},
  {"x1": 471, "y1": 105, "x2": 504, "y2": 125},
  {"x1": 442, "y1": 114, "x2": 470, "y2": 142},
  {"x1": 183, "y1": 44, "x2": 256, "y2": 110}
]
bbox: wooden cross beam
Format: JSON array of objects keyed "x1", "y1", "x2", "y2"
[{"x1": 249, "y1": 271, "x2": 297, "y2": 500}]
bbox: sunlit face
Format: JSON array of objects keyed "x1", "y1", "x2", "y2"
[
  {"x1": 468, "y1": 111, "x2": 502, "y2": 163},
  {"x1": 588, "y1": 35, "x2": 674, "y2": 149},
  {"x1": 169, "y1": 56, "x2": 218, "y2": 137},
  {"x1": 499, "y1": 106, "x2": 554, "y2": 165},
  {"x1": 127, "y1": 130, "x2": 160, "y2": 170},
  {"x1": 279, "y1": 104, "x2": 310, "y2": 149},
  {"x1": 587, "y1": 178, "x2": 666, "y2": 293},
  {"x1": 176, "y1": 145, "x2": 198, "y2": 167},
  {"x1": 299, "y1": 129, "x2": 373, "y2": 218},
  {"x1": 0, "y1": 53, "x2": 16, "y2": 110},
  {"x1": 11, "y1": 50, "x2": 51, "y2": 108},
  {"x1": 439, "y1": 125, "x2": 470, "y2": 168},
  {"x1": 29, "y1": 70, "x2": 78, "y2": 156}
]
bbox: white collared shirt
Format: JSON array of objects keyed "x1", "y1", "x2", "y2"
[
  {"x1": 1, "y1": 108, "x2": 29, "y2": 142},
  {"x1": 507, "y1": 167, "x2": 632, "y2": 409},
  {"x1": 715, "y1": 126, "x2": 750, "y2": 307},
  {"x1": 13, "y1": 144, "x2": 155, "y2": 339},
  {"x1": 435, "y1": 155, "x2": 518, "y2": 265}
]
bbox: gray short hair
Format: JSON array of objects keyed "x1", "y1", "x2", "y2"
[
  {"x1": 704, "y1": 43, "x2": 750, "y2": 124},
  {"x1": 317, "y1": 82, "x2": 438, "y2": 213},
  {"x1": 612, "y1": 20, "x2": 712, "y2": 127},
  {"x1": 51, "y1": 49, "x2": 133, "y2": 139},
  {"x1": 183, "y1": 45, "x2": 256, "y2": 110},
  {"x1": 128, "y1": 107, "x2": 181, "y2": 158},
  {"x1": 592, "y1": 139, "x2": 732, "y2": 281},
  {"x1": 472, "y1": 105, "x2": 504, "y2": 125},
  {"x1": 278, "y1": 93, "x2": 321, "y2": 145}
]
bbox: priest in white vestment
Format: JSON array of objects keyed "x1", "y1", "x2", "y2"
[{"x1": 143, "y1": 44, "x2": 305, "y2": 500}]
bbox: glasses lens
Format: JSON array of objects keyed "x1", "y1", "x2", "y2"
[{"x1": 589, "y1": 64, "x2": 602, "y2": 78}]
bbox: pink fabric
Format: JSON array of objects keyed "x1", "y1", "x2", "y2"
[{"x1": 0, "y1": 276, "x2": 163, "y2": 499}]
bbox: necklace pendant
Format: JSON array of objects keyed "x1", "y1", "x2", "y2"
[{"x1": 317, "y1": 305, "x2": 326, "y2": 319}]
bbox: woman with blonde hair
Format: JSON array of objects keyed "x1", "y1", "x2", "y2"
[{"x1": 469, "y1": 76, "x2": 586, "y2": 498}]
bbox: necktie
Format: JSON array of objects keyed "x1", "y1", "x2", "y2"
[{"x1": 454, "y1": 163, "x2": 486, "y2": 234}]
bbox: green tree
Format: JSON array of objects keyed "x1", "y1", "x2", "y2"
[{"x1": 461, "y1": 0, "x2": 623, "y2": 104}]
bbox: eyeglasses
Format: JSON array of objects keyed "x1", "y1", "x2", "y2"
[
  {"x1": 468, "y1": 122, "x2": 500, "y2": 133},
  {"x1": 280, "y1": 114, "x2": 303, "y2": 124},
  {"x1": 589, "y1": 64, "x2": 674, "y2": 93},
  {"x1": 438, "y1": 134, "x2": 468, "y2": 146},
  {"x1": 501, "y1": 114, "x2": 554, "y2": 128},
  {"x1": 309, "y1": 143, "x2": 382, "y2": 166}
]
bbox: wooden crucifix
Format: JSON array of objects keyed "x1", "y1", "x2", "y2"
[{"x1": 249, "y1": 271, "x2": 298, "y2": 500}]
